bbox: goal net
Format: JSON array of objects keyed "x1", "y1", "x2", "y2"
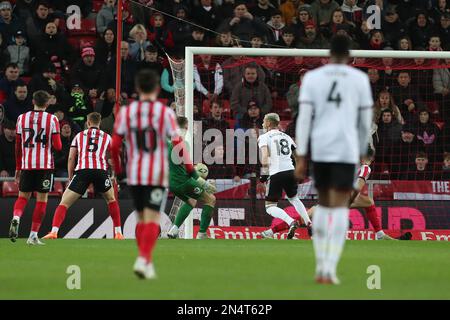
[{"x1": 172, "y1": 47, "x2": 450, "y2": 241}]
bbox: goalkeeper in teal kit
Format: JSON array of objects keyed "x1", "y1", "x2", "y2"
[{"x1": 167, "y1": 117, "x2": 217, "y2": 239}]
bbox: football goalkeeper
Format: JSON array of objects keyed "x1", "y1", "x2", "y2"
[{"x1": 167, "y1": 117, "x2": 217, "y2": 239}]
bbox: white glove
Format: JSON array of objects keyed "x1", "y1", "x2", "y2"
[{"x1": 197, "y1": 177, "x2": 216, "y2": 194}]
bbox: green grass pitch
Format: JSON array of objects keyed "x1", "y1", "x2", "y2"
[{"x1": 0, "y1": 239, "x2": 449, "y2": 300}]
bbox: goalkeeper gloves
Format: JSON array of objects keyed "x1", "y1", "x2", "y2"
[
  {"x1": 197, "y1": 177, "x2": 216, "y2": 194},
  {"x1": 259, "y1": 175, "x2": 269, "y2": 183}
]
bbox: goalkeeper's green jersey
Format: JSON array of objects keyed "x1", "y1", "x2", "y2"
[{"x1": 168, "y1": 139, "x2": 198, "y2": 186}]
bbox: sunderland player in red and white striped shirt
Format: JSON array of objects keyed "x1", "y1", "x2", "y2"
[
  {"x1": 43, "y1": 112, "x2": 123, "y2": 240},
  {"x1": 111, "y1": 69, "x2": 186, "y2": 280},
  {"x1": 9, "y1": 90, "x2": 62, "y2": 245}
]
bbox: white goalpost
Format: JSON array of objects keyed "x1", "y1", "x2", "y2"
[{"x1": 179, "y1": 47, "x2": 450, "y2": 240}]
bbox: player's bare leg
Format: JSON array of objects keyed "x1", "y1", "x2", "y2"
[
  {"x1": 9, "y1": 191, "x2": 32, "y2": 242},
  {"x1": 351, "y1": 194, "x2": 396, "y2": 240},
  {"x1": 43, "y1": 189, "x2": 81, "y2": 239},
  {"x1": 313, "y1": 188, "x2": 351, "y2": 285},
  {"x1": 196, "y1": 192, "x2": 216, "y2": 239},
  {"x1": 265, "y1": 201, "x2": 298, "y2": 240},
  {"x1": 102, "y1": 188, "x2": 124, "y2": 239},
  {"x1": 134, "y1": 209, "x2": 160, "y2": 280},
  {"x1": 168, "y1": 198, "x2": 197, "y2": 239},
  {"x1": 26, "y1": 192, "x2": 49, "y2": 245}
]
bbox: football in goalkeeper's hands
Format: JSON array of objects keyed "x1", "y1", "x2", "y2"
[{"x1": 195, "y1": 163, "x2": 209, "y2": 179}]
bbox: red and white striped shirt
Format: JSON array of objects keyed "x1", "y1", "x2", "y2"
[
  {"x1": 72, "y1": 128, "x2": 111, "y2": 171},
  {"x1": 16, "y1": 111, "x2": 60, "y2": 170},
  {"x1": 114, "y1": 100, "x2": 178, "y2": 186}
]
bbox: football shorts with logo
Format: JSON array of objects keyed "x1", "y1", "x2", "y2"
[
  {"x1": 68, "y1": 169, "x2": 112, "y2": 195},
  {"x1": 19, "y1": 170, "x2": 54, "y2": 193}
]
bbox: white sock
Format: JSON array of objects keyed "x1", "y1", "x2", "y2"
[
  {"x1": 264, "y1": 229, "x2": 274, "y2": 237},
  {"x1": 266, "y1": 205, "x2": 294, "y2": 226},
  {"x1": 288, "y1": 197, "x2": 311, "y2": 225},
  {"x1": 376, "y1": 230, "x2": 385, "y2": 239},
  {"x1": 114, "y1": 226, "x2": 122, "y2": 234},
  {"x1": 29, "y1": 231, "x2": 38, "y2": 238},
  {"x1": 312, "y1": 205, "x2": 330, "y2": 276},
  {"x1": 13, "y1": 216, "x2": 20, "y2": 222},
  {"x1": 51, "y1": 227, "x2": 59, "y2": 234},
  {"x1": 323, "y1": 207, "x2": 349, "y2": 278},
  {"x1": 169, "y1": 225, "x2": 179, "y2": 235}
]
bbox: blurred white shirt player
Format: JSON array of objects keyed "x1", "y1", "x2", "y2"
[
  {"x1": 258, "y1": 113, "x2": 312, "y2": 240},
  {"x1": 295, "y1": 35, "x2": 373, "y2": 285}
]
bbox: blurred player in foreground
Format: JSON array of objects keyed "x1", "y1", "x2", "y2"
[
  {"x1": 167, "y1": 117, "x2": 217, "y2": 240},
  {"x1": 258, "y1": 113, "x2": 312, "y2": 240},
  {"x1": 295, "y1": 35, "x2": 373, "y2": 284},
  {"x1": 43, "y1": 112, "x2": 123, "y2": 240},
  {"x1": 111, "y1": 69, "x2": 179, "y2": 279},
  {"x1": 9, "y1": 90, "x2": 62, "y2": 245}
]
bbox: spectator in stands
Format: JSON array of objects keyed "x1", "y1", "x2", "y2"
[
  {"x1": 219, "y1": 0, "x2": 237, "y2": 20},
  {"x1": 373, "y1": 90, "x2": 404, "y2": 125},
  {"x1": 194, "y1": 54, "x2": 223, "y2": 103},
  {"x1": 105, "y1": 41, "x2": 136, "y2": 98},
  {"x1": 408, "y1": 11, "x2": 435, "y2": 48},
  {"x1": 128, "y1": 24, "x2": 151, "y2": 62},
  {"x1": 28, "y1": 63, "x2": 69, "y2": 106},
  {"x1": 54, "y1": 120, "x2": 72, "y2": 177},
  {"x1": 202, "y1": 100, "x2": 229, "y2": 136},
  {"x1": 441, "y1": 152, "x2": 450, "y2": 180},
  {"x1": 129, "y1": 0, "x2": 153, "y2": 26},
  {"x1": 286, "y1": 68, "x2": 307, "y2": 117},
  {"x1": 291, "y1": 5, "x2": 313, "y2": 38},
  {"x1": 392, "y1": 71, "x2": 422, "y2": 124},
  {"x1": 230, "y1": 63, "x2": 272, "y2": 118},
  {"x1": 0, "y1": 32, "x2": 9, "y2": 72},
  {"x1": 6, "y1": 30, "x2": 29, "y2": 75},
  {"x1": 412, "y1": 108, "x2": 441, "y2": 162},
  {"x1": 297, "y1": 19, "x2": 329, "y2": 49},
  {"x1": 437, "y1": 12, "x2": 450, "y2": 45},
  {"x1": 381, "y1": 5, "x2": 406, "y2": 48},
  {"x1": 279, "y1": 0, "x2": 297, "y2": 27},
  {"x1": 0, "y1": 63, "x2": 24, "y2": 103},
  {"x1": 0, "y1": 1, "x2": 26, "y2": 45},
  {"x1": 433, "y1": 57, "x2": 450, "y2": 121},
  {"x1": 167, "y1": 5, "x2": 192, "y2": 55},
  {"x1": 263, "y1": 56, "x2": 294, "y2": 99},
  {"x1": 51, "y1": 104, "x2": 81, "y2": 134},
  {"x1": 310, "y1": 0, "x2": 340, "y2": 27},
  {"x1": 67, "y1": 82, "x2": 93, "y2": 129},
  {"x1": 390, "y1": 125, "x2": 419, "y2": 179},
  {"x1": 217, "y1": 2, "x2": 268, "y2": 43},
  {"x1": 71, "y1": 47, "x2": 103, "y2": 101},
  {"x1": 373, "y1": 108, "x2": 402, "y2": 171},
  {"x1": 341, "y1": 0, "x2": 362, "y2": 27},
  {"x1": 430, "y1": 0, "x2": 450, "y2": 24},
  {"x1": 207, "y1": 144, "x2": 239, "y2": 180},
  {"x1": 25, "y1": 1, "x2": 54, "y2": 45},
  {"x1": 215, "y1": 30, "x2": 235, "y2": 47},
  {"x1": 3, "y1": 84, "x2": 30, "y2": 122},
  {"x1": 250, "y1": 33, "x2": 264, "y2": 48},
  {"x1": 95, "y1": 88, "x2": 116, "y2": 134},
  {"x1": 185, "y1": 26, "x2": 207, "y2": 48},
  {"x1": 278, "y1": 26, "x2": 296, "y2": 48},
  {"x1": 192, "y1": 0, "x2": 220, "y2": 39},
  {"x1": 397, "y1": 35, "x2": 412, "y2": 50},
  {"x1": 368, "y1": 68, "x2": 386, "y2": 99},
  {"x1": 222, "y1": 47, "x2": 266, "y2": 97},
  {"x1": 354, "y1": 19, "x2": 371, "y2": 49},
  {"x1": 235, "y1": 100, "x2": 264, "y2": 130},
  {"x1": 267, "y1": 9, "x2": 286, "y2": 45},
  {"x1": 106, "y1": 2, "x2": 133, "y2": 41},
  {"x1": 321, "y1": 8, "x2": 353, "y2": 40},
  {"x1": 96, "y1": 0, "x2": 116, "y2": 35},
  {"x1": 365, "y1": 30, "x2": 385, "y2": 50},
  {"x1": 251, "y1": 0, "x2": 276, "y2": 24},
  {"x1": 0, "y1": 119, "x2": 15, "y2": 177},
  {"x1": 31, "y1": 21, "x2": 74, "y2": 73},
  {"x1": 94, "y1": 28, "x2": 116, "y2": 66},
  {"x1": 402, "y1": 152, "x2": 434, "y2": 180},
  {"x1": 147, "y1": 12, "x2": 174, "y2": 55},
  {"x1": 161, "y1": 64, "x2": 175, "y2": 99},
  {"x1": 428, "y1": 35, "x2": 443, "y2": 51},
  {"x1": 138, "y1": 45, "x2": 163, "y2": 75},
  {"x1": 411, "y1": 52, "x2": 435, "y2": 101}
]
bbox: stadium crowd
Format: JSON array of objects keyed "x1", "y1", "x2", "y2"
[{"x1": 0, "y1": 0, "x2": 450, "y2": 182}]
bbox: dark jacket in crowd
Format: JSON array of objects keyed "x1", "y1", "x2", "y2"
[
  {"x1": 3, "y1": 94, "x2": 32, "y2": 122},
  {"x1": 70, "y1": 59, "x2": 104, "y2": 91},
  {"x1": 0, "y1": 133, "x2": 15, "y2": 176}
]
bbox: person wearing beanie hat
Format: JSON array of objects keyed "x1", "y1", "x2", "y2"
[
  {"x1": 297, "y1": 19, "x2": 329, "y2": 49},
  {"x1": 0, "y1": 1, "x2": 26, "y2": 46},
  {"x1": 70, "y1": 46, "x2": 103, "y2": 100}
]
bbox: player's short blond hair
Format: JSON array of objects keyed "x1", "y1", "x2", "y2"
[
  {"x1": 264, "y1": 113, "x2": 280, "y2": 127},
  {"x1": 87, "y1": 112, "x2": 102, "y2": 125}
]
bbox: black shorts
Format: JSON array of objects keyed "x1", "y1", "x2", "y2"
[
  {"x1": 129, "y1": 186, "x2": 168, "y2": 212},
  {"x1": 68, "y1": 169, "x2": 112, "y2": 195},
  {"x1": 19, "y1": 170, "x2": 54, "y2": 193},
  {"x1": 266, "y1": 170, "x2": 298, "y2": 202},
  {"x1": 312, "y1": 162, "x2": 356, "y2": 191}
]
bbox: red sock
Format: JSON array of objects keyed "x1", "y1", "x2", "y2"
[
  {"x1": 271, "y1": 221, "x2": 289, "y2": 233},
  {"x1": 13, "y1": 196, "x2": 28, "y2": 218},
  {"x1": 365, "y1": 205, "x2": 382, "y2": 232},
  {"x1": 52, "y1": 205, "x2": 67, "y2": 229},
  {"x1": 108, "y1": 201, "x2": 121, "y2": 228},
  {"x1": 31, "y1": 201, "x2": 47, "y2": 233},
  {"x1": 135, "y1": 222, "x2": 143, "y2": 248},
  {"x1": 138, "y1": 222, "x2": 160, "y2": 263}
]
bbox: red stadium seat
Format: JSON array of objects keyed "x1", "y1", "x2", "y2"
[
  {"x1": 92, "y1": 1, "x2": 104, "y2": 13},
  {"x1": 2, "y1": 182, "x2": 19, "y2": 197},
  {"x1": 67, "y1": 18, "x2": 97, "y2": 36},
  {"x1": 68, "y1": 35, "x2": 97, "y2": 52},
  {"x1": 48, "y1": 181, "x2": 64, "y2": 197}
]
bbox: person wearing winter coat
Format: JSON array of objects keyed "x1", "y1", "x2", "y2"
[{"x1": 6, "y1": 30, "x2": 30, "y2": 75}]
